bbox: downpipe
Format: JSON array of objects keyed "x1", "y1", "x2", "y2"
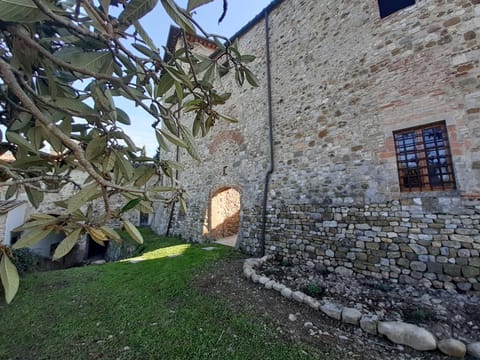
[{"x1": 259, "y1": 9, "x2": 274, "y2": 257}]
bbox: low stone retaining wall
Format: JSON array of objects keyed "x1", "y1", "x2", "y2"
[
  {"x1": 262, "y1": 197, "x2": 480, "y2": 293},
  {"x1": 243, "y1": 256, "x2": 480, "y2": 359}
]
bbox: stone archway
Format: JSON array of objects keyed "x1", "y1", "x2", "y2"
[{"x1": 203, "y1": 187, "x2": 241, "y2": 246}]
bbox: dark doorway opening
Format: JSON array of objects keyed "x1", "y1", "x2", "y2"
[{"x1": 87, "y1": 236, "x2": 107, "y2": 260}]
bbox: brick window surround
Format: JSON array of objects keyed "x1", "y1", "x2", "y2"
[
  {"x1": 393, "y1": 121, "x2": 456, "y2": 192},
  {"x1": 378, "y1": 0, "x2": 415, "y2": 18}
]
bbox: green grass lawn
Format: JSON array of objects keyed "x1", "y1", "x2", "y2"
[{"x1": 0, "y1": 228, "x2": 327, "y2": 360}]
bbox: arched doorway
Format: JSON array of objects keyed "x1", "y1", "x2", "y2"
[{"x1": 204, "y1": 187, "x2": 241, "y2": 246}]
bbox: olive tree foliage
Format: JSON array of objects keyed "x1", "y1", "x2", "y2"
[{"x1": 0, "y1": 0, "x2": 258, "y2": 303}]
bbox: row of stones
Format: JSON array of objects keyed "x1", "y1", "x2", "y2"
[
  {"x1": 268, "y1": 209, "x2": 480, "y2": 250},
  {"x1": 243, "y1": 256, "x2": 480, "y2": 359}
]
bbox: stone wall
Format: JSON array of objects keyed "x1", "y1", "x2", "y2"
[
  {"x1": 152, "y1": 16, "x2": 270, "y2": 242},
  {"x1": 156, "y1": 0, "x2": 480, "y2": 291},
  {"x1": 265, "y1": 196, "x2": 480, "y2": 291}
]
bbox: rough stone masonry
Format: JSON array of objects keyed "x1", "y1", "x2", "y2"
[{"x1": 153, "y1": 0, "x2": 480, "y2": 292}]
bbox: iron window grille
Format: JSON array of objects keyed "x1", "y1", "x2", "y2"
[{"x1": 393, "y1": 121, "x2": 456, "y2": 192}]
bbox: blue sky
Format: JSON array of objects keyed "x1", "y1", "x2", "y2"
[{"x1": 121, "y1": 0, "x2": 272, "y2": 155}]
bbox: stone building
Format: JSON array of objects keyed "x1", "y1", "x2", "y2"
[
  {"x1": 0, "y1": 200, "x2": 28, "y2": 247},
  {"x1": 153, "y1": 0, "x2": 480, "y2": 291}
]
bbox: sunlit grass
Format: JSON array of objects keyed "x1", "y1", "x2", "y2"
[
  {"x1": 0, "y1": 228, "x2": 341, "y2": 360},
  {"x1": 122, "y1": 243, "x2": 191, "y2": 263}
]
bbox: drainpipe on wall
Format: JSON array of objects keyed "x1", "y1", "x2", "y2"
[
  {"x1": 259, "y1": 9, "x2": 274, "y2": 257},
  {"x1": 165, "y1": 143, "x2": 179, "y2": 237},
  {"x1": 166, "y1": 108, "x2": 182, "y2": 236}
]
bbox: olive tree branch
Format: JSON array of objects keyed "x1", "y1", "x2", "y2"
[
  {"x1": 0, "y1": 57, "x2": 148, "y2": 196},
  {"x1": 0, "y1": 165, "x2": 82, "y2": 192},
  {"x1": 9, "y1": 28, "x2": 172, "y2": 128},
  {"x1": 32, "y1": 0, "x2": 106, "y2": 42}
]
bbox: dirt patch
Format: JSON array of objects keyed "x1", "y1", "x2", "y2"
[{"x1": 193, "y1": 256, "x2": 452, "y2": 359}]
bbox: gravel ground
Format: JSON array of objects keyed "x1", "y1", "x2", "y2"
[
  {"x1": 257, "y1": 259, "x2": 480, "y2": 343},
  {"x1": 193, "y1": 255, "x2": 464, "y2": 359}
]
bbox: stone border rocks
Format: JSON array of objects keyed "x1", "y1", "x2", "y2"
[{"x1": 243, "y1": 256, "x2": 479, "y2": 359}]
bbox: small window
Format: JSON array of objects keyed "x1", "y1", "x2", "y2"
[
  {"x1": 393, "y1": 122, "x2": 456, "y2": 192},
  {"x1": 378, "y1": 0, "x2": 415, "y2": 18},
  {"x1": 139, "y1": 212, "x2": 149, "y2": 226}
]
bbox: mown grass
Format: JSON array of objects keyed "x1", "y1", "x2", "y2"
[{"x1": 1, "y1": 229, "x2": 335, "y2": 360}]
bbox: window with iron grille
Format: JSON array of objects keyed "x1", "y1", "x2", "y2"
[
  {"x1": 378, "y1": 0, "x2": 415, "y2": 18},
  {"x1": 393, "y1": 122, "x2": 456, "y2": 192}
]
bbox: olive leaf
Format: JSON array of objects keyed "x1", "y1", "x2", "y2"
[
  {"x1": 55, "y1": 48, "x2": 114, "y2": 76},
  {"x1": 25, "y1": 187, "x2": 44, "y2": 209},
  {"x1": 86, "y1": 226, "x2": 108, "y2": 246},
  {"x1": 0, "y1": 0, "x2": 48, "y2": 23},
  {"x1": 133, "y1": 20, "x2": 157, "y2": 51},
  {"x1": 155, "y1": 73, "x2": 175, "y2": 98},
  {"x1": 134, "y1": 166, "x2": 156, "y2": 187},
  {"x1": 12, "y1": 227, "x2": 52, "y2": 249},
  {"x1": 99, "y1": 226, "x2": 121, "y2": 242},
  {"x1": 6, "y1": 131, "x2": 37, "y2": 153},
  {"x1": 243, "y1": 68, "x2": 259, "y2": 87},
  {"x1": 44, "y1": 97, "x2": 97, "y2": 116},
  {"x1": 123, "y1": 219, "x2": 144, "y2": 244},
  {"x1": 85, "y1": 134, "x2": 107, "y2": 161},
  {"x1": 179, "y1": 125, "x2": 200, "y2": 161},
  {"x1": 0, "y1": 253, "x2": 19, "y2": 304},
  {"x1": 161, "y1": 0, "x2": 195, "y2": 34},
  {"x1": 119, "y1": 0, "x2": 158, "y2": 26},
  {"x1": 67, "y1": 183, "x2": 100, "y2": 213},
  {"x1": 159, "y1": 129, "x2": 188, "y2": 149},
  {"x1": 52, "y1": 228, "x2": 83, "y2": 260},
  {"x1": 113, "y1": 150, "x2": 134, "y2": 181},
  {"x1": 5, "y1": 185, "x2": 17, "y2": 200},
  {"x1": 121, "y1": 197, "x2": 142, "y2": 213},
  {"x1": 116, "y1": 108, "x2": 131, "y2": 125}
]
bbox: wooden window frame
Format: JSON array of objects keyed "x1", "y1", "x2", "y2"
[{"x1": 393, "y1": 121, "x2": 456, "y2": 192}]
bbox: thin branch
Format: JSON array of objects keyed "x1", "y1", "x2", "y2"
[
  {"x1": 0, "y1": 179, "x2": 66, "y2": 194},
  {"x1": 181, "y1": 31, "x2": 199, "y2": 85},
  {"x1": 0, "y1": 164, "x2": 81, "y2": 189},
  {"x1": 0, "y1": 89, "x2": 31, "y2": 114},
  {"x1": 81, "y1": 0, "x2": 110, "y2": 33},
  {"x1": 101, "y1": 185, "x2": 112, "y2": 221}
]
